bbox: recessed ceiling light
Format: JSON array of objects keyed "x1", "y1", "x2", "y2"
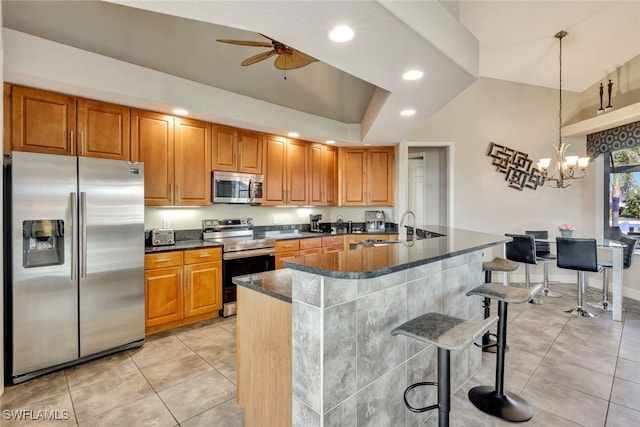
[
  {"x1": 288, "y1": 131, "x2": 300, "y2": 138},
  {"x1": 400, "y1": 109, "x2": 416, "y2": 116},
  {"x1": 402, "y1": 70, "x2": 424, "y2": 81},
  {"x1": 172, "y1": 108, "x2": 189, "y2": 115},
  {"x1": 329, "y1": 25, "x2": 354, "y2": 43},
  {"x1": 326, "y1": 140, "x2": 336, "y2": 144}
]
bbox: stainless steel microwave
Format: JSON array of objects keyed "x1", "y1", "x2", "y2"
[{"x1": 212, "y1": 171, "x2": 263, "y2": 204}]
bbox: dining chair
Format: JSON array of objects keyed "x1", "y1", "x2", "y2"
[
  {"x1": 505, "y1": 233, "x2": 544, "y2": 304},
  {"x1": 555, "y1": 237, "x2": 606, "y2": 318},
  {"x1": 588, "y1": 235, "x2": 638, "y2": 311},
  {"x1": 525, "y1": 230, "x2": 561, "y2": 298}
]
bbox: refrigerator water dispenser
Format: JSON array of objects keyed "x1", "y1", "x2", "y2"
[{"x1": 22, "y1": 219, "x2": 64, "y2": 268}]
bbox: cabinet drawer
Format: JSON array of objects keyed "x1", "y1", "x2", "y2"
[
  {"x1": 276, "y1": 240, "x2": 300, "y2": 252},
  {"x1": 299, "y1": 238, "x2": 322, "y2": 250},
  {"x1": 322, "y1": 236, "x2": 344, "y2": 247},
  {"x1": 184, "y1": 247, "x2": 222, "y2": 264},
  {"x1": 145, "y1": 251, "x2": 183, "y2": 269}
]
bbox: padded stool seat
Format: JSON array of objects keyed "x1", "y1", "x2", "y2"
[
  {"x1": 479, "y1": 257, "x2": 518, "y2": 353},
  {"x1": 465, "y1": 283, "x2": 542, "y2": 422},
  {"x1": 392, "y1": 313, "x2": 498, "y2": 427}
]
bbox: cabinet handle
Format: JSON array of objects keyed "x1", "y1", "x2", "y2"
[
  {"x1": 169, "y1": 184, "x2": 174, "y2": 203},
  {"x1": 186, "y1": 267, "x2": 190, "y2": 290},
  {"x1": 180, "y1": 272, "x2": 184, "y2": 291},
  {"x1": 199, "y1": 253, "x2": 210, "y2": 258},
  {"x1": 154, "y1": 258, "x2": 171, "y2": 263},
  {"x1": 176, "y1": 185, "x2": 180, "y2": 203},
  {"x1": 80, "y1": 131, "x2": 85, "y2": 156},
  {"x1": 70, "y1": 130, "x2": 75, "y2": 156}
]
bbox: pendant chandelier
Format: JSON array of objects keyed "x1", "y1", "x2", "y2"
[{"x1": 536, "y1": 30, "x2": 590, "y2": 188}]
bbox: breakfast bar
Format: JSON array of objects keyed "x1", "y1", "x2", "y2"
[{"x1": 234, "y1": 227, "x2": 509, "y2": 426}]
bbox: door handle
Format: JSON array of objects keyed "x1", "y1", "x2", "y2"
[
  {"x1": 70, "y1": 192, "x2": 77, "y2": 280},
  {"x1": 80, "y1": 192, "x2": 87, "y2": 278}
]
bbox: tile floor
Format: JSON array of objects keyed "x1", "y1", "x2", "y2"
[{"x1": 1, "y1": 282, "x2": 640, "y2": 426}]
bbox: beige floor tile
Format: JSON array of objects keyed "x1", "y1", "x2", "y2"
[
  {"x1": 615, "y1": 357, "x2": 640, "y2": 383},
  {"x1": 77, "y1": 394, "x2": 176, "y2": 427},
  {"x1": 0, "y1": 392, "x2": 76, "y2": 427},
  {"x1": 610, "y1": 377, "x2": 640, "y2": 409},
  {"x1": 139, "y1": 352, "x2": 213, "y2": 391},
  {"x1": 70, "y1": 370, "x2": 154, "y2": 421},
  {"x1": 519, "y1": 374, "x2": 608, "y2": 427},
  {"x1": 65, "y1": 352, "x2": 138, "y2": 390},
  {"x1": 180, "y1": 397, "x2": 244, "y2": 427},
  {"x1": 606, "y1": 402, "x2": 640, "y2": 427},
  {"x1": 0, "y1": 371, "x2": 68, "y2": 409},
  {"x1": 195, "y1": 339, "x2": 237, "y2": 369},
  {"x1": 158, "y1": 371, "x2": 236, "y2": 423},
  {"x1": 174, "y1": 324, "x2": 235, "y2": 351},
  {"x1": 531, "y1": 357, "x2": 614, "y2": 400},
  {"x1": 128, "y1": 335, "x2": 194, "y2": 368},
  {"x1": 545, "y1": 338, "x2": 618, "y2": 376}
]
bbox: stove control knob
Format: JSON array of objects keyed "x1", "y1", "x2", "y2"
[
  {"x1": 240, "y1": 219, "x2": 246, "y2": 225},
  {"x1": 211, "y1": 220, "x2": 219, "y2": 227},
  {"x1": 246, "y1": 218, "x2": 253, "y2": 225}
]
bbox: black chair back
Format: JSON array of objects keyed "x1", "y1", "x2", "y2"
[
  {"x1": 556, "y1": 237, "x2": 599, "y2": 272},
  {"x1": 505, "y1": 233, "x2": 537, "y2": 265},
  {"x1": 620, "y1": 235, "x2": 638, "y2": 269},
  {"x1": 525, "y1": 230, "x2": 551, "y2": 255}
]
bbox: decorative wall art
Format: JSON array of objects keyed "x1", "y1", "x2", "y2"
[{"x1": 486, "y1": 142, "x2": 545, "y2": 191}]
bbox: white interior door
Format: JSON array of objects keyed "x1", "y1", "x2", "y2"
[{"x1": 408, "y1": 158, "x2": 425, "y2": 225}]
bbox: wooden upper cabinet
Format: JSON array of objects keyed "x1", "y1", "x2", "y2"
[
  {"x1": 8, "y1": 85, "x2": 130, "y2": 160},
  {"x1": 4, "y1": 84, "x2": 11, "y2": 155},
  {"x1": 340, "y1": 146, "x2": 394, "y2": 206},
  {"x1": 262, "y1": 135, "x2": 309, "y2": 206},
  {"x1": 238, "y1": 130, "x2": 263, "y2": 174},
  {"x1": 212, "y1": 125, "x2": 263, "y2": 174},
  {"x1": 11, "y1": 85, "x2": 76, "y2": 155},
  {"x1": 131, "y1": 109, "x2": 175, "y2": 206},
  {"x1": 174, "y1": 117, "x2": 211, "y2": 206},
  {"x1": 310, "y1": 143, "x2": 337, "y2": 206},
  {"x1": 77, "y1": 99, "x2": 130, "y2": 160}
]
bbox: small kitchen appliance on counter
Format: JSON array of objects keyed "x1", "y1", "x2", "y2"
[
  {"x1": 365, "y1": 210, "x2": 386, "y2": 232},
  {"x1": 309, "y1": 214, "x2": 323, "y2": 232},
  {"x1": 202, "y1": 218, "x2": 275, "y2": 317},
  {"x1": 150, "y1": 228, "x2": 175, "y2": 246}
]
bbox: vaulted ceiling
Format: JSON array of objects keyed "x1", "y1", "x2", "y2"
[{"x1": 3, "y1": 1, "x2": 639, "y2": 145}]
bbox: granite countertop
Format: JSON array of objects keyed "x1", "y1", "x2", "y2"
[
  {"x1": 233, "y1": 269, "x2": 293, "y2": 303},
  {"x1": 144, "y1": 240, "x2": 223, "y2": 253},
  {"x1": 283, "y1": 226, "x2": 510, "y2": 279}
]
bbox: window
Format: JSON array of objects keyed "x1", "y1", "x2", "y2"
[{"x1": 604, "y1": 147, "x2": 640, "y2": 236}]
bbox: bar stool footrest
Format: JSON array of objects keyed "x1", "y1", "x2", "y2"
[
  {"x1": 468, "y1": 385, "x2": 533, "y2": 422},
  {"x1": 403, "y1": 381, "x2": 438, "y2": 413}
]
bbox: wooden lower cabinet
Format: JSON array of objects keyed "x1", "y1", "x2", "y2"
[
  {"x1": 275, "y1": 239, "x2": 300, "y2": 269},
  {"x1": 145, "y1": 247, "x2": 222, "y2": 333},
  {"x1": 237, "y1": 285, "x2": 292, "y2": 427}
]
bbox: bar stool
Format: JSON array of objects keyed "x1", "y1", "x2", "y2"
[
  {"x1": 556, "y1": 237, "x2": 606, "y2": 318},
  {"x1": 392, "y1": 313, "x2": 498, "y2": 427},
  {"x1": 525, "y1": 230, "x2": 562, "y2": 297},
  {"x1": 505, "y1": 233, "x2": 544, "y2": 304},
  {"x1": 588, "y1": 235, "x2": 638, "y2": 311},
  {"x1": 466, "y1": 283, "x2": 542, "y2": 422},
  {"x1": 478, "y1": 257, "x2": 518, "y2": 353}
]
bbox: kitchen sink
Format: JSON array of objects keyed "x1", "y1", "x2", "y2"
[{"x1": 359, "y1": 239, "x2": 407, "y2": 247}]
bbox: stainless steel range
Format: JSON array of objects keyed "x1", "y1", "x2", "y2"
[{"x1": 202, "y1": 218, "x2": 275, "y2": 317}]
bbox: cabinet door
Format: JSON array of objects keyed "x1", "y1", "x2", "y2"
[
  {"x1": 323, "y1": 145, "x2": 338, "y2": 206},
  {"x1": 4, "y1": 84, "x2": 11, "y2": 155},
  {"x1": 11, "y1": 86, "x2": 76, "y2": 155},
  {"x1": 276, "y1": 251, "x2": 299, "y2": 269},
  {"x1": 309, "y1": 143, "x2": 324, "y2": 206},
  {"x1": 368, "y1": 147, "x2": 394, "y2": 206},
  {"x1": 211, "y1": 125, "x2": 238, "y2": 172},
  {"x1": 238, "y1": 130, "x2": 263, "y2": 174},
  {"x1": 184, "y1": 261, "x2": 222, "y2": 317},
  {"x1": 131, "y1": 109, "x2": 175, "y2": 206},
  {"x1": 175, "y1": 117, "x2": 211, "y2": 206},
  {"x1": 340, "y1": 148, "x2": 367, "y2": 206},
  {"x1": 77, "y1": 99, "x2": 130, "y2": 160},
  {"x1": 263, "y1": 135, "x2": 287, "y2": 205},
  {"x1": 287, "y1": 139, "x2": 309, "y2": 205},
  {"x1": 145, "y1": 266, "x2": 183, "y2": 327}
]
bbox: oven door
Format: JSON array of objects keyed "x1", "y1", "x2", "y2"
[{"x1": 221, "y1": 251, "x2": 275, "y2": 317}]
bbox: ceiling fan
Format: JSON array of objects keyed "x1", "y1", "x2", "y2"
[{"x1": 216, "y1": 33, "x2": 318, "y2": 70}]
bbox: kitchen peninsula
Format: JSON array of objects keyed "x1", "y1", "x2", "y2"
[{"x1": 234, "y1": 226, "x2": 509, "y2": 426}]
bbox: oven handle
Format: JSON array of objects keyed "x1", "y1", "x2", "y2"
[{"x1": 223, "y1": 247, "x2": 276, "y2": 260}]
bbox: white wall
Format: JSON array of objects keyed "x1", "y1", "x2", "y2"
[{"x1": 0, "y1": 0, "x2": 5, "y2": 396}]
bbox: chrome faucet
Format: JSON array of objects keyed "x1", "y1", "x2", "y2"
[{"x1": 399, "y1": 210, "x2": 415, "y2": 238}]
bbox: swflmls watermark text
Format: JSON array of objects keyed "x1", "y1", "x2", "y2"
[{"x1": 3, "y1": 409, "x2": 71, "y2": 421}]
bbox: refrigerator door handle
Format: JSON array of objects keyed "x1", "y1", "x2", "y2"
[
  {"x1": 70, "y1": 192, "x2": 78, "y2": 280},
  {"x1": 80, "y1": 191, "x2": 88, "y2": 278}
]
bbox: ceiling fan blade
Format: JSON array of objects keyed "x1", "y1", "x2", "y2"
[
  {"x1": 241, "y1": 50, "x2": 276, "y2": 66},
  {"x1": 216, "y1": 39, "x2": 272, "y2": 48},
  {"x1": 291, "y1": 49, "x2": 318, "y2": 63},
  {"x1": 274, "y1": 50, "x2": 316, "y2": 70}
]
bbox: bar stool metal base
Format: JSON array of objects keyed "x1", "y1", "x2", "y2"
[
  {"x1": 468, "y1": 386, "x2": 533, "y2": 422},
  {"x1": 564, "y1": 305, "x2": 599, "y2": 318},
  {"x1": 541, "y1": 288, "x2": 562, "y2": 298},
  {"x1": 587, "y1": 301, "x2": 613, "y2": 312}
]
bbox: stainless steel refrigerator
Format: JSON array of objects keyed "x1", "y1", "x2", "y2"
[{"x1": 4, "y1": 151, "x2": 145, "y2": 383}]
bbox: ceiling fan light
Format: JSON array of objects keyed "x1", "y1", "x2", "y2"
[
  {"x1": 329, "y1": 25, "x2": 354, "y2": 42},
  {"x1": 402, "y1": 70, "x2": 423, "y2": 80}
]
